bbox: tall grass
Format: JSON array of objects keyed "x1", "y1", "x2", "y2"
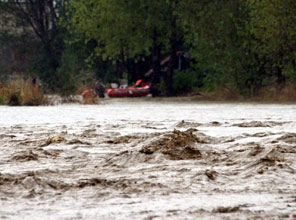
[
  {"x1": 0, "y1": 83, "x2": 9, "y2": 105},
  {"x1": 0, "y1": 78, "x2": 46, "y2": 106}
]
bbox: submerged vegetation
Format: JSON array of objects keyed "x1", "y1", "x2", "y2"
[{"x1": 0, "y1": 0, "x2": 295, "y2": 100}]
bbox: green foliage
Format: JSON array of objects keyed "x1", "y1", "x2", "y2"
[
  {"x1": 283, "y1": 63, "x2": 296, "y2": 81},
  {"x1": 202, "y1": 71, "x2": 232, "y2": 92},
  {"x1": 178, "y1": 0, "x2": 289, "y2": 94},
  {"x1": 248, "y1": 0, "x2": 296, "y2": 82},
  {"x1": 31, "y1": 48, "x2": 58, "y2": 91},
  {"x1": 69, "y1": 0, "x2": 151, "y2": 61},
  {"x1": 70, "y1": 0, "x2": 177, "y2": 59},
  {"x1": 248, "y1": 0, "x2": 296, "y2": 57},
  {"x1": 181, "y1": 1, "x2": 251, "y2": 88},
  {"x1": 173, "y1": 70, "x2": 199, "y2": 95},
  {"x1": 55, "y1": 50, "x2": 80, "y2": 96},
  {"x1": 152, "y1": 81, "x2": 167, "y2": 97}
]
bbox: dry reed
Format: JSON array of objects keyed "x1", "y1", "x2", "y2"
[{"x1": 0, "y1": 78, "x2": 45, "y2": 105}]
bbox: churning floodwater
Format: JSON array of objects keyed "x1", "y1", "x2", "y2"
[{"x1": 0, "y1": 99, "x2": 296, "y2": 219}]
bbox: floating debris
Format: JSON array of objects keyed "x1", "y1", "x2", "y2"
[
  {"x1": 205, "y1": 170, "x2": 218, "y2": 181},
  {"x1": 44, "y1": 136, "x2": 66, "y2": 146}
]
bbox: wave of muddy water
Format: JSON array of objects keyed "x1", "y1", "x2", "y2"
[{"x1": 0, "y1": 99, "x2": 296, "y2": 219}]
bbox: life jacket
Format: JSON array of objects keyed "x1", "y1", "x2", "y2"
[
  {"x1": 135, "y1": 79, "x2": 143, "y2": 87},
  {"x1": 82, "y1": 89, "x2": 93, "y2": 99}
]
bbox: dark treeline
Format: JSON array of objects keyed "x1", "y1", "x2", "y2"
[{"x1": 0, "y1": 0, "x2": 296, "y2": 97}]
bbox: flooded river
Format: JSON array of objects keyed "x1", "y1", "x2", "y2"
[{"x1": 0, "y1": 99, "x2": 296, "y2": 219}]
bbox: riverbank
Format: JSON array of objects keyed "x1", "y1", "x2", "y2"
[
  {"x1": 189, "y1": 83, "x2": 296, "y2": 103},
  {"x1": 2, "y1": 83, "x2": 296, "y2": 106},
  {"x1": 54, "y1": 83, "x2": 296, "y2": 105}
]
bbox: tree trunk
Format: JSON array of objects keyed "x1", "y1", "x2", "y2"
[
  {"x1": 116, "y1": 60, "x2": 123, "y2": 81},
  {"x1": 115, "y1": 48, "x2": 126, "y2": 82},
  {"x1": 276, "y1": 66, "x2": 286, "y2": 85},
  {"x1": 150, "y1": 33, "x2": 161, "y2": 96},
  {"x1": 291, "y1": 59, "x2": 296, "y2": 77},
  {"x1": 166, "y1": 17, "x2": 177, "y2": 97}
]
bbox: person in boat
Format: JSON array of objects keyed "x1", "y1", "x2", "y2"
[
  {"x1": 135, "y1": 79, "x2": 150, "y2": 88},
  {"x1": 135, "y1": 79, "x2": 143, "y2": 87}
]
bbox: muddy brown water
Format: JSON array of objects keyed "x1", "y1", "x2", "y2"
[{"x1": 0, "y1": 99, "x2": 296, "y2": 219}]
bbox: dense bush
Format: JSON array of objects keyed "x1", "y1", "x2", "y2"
[{"x1": 173, "y1": 70, "x2": 199, "y2": 95}]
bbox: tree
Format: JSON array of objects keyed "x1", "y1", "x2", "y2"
[
  {"x1": 178, "y1": 0, "x2": 265, "y2": 94},
  {"x1": 248, "y1": 0, "x2": 296, "y2": 83},
  {"x1": 0, "y1": 0, "x2": 67, "y2": 89},
  {"x1": 0, "y1": 0, "x2": 65, "y2": 51},
  {"x1": 69, "y1": 0, "x2": 150, "y2": 79}
]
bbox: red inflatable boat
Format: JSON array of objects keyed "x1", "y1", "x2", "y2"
[{"x1": 106, "y1": 80, "x2": 151, "y2": 98}]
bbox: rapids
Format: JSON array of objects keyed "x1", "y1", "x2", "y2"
[{"x1": 0, "y1": 99, "x2": 296, "y2": 219}]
